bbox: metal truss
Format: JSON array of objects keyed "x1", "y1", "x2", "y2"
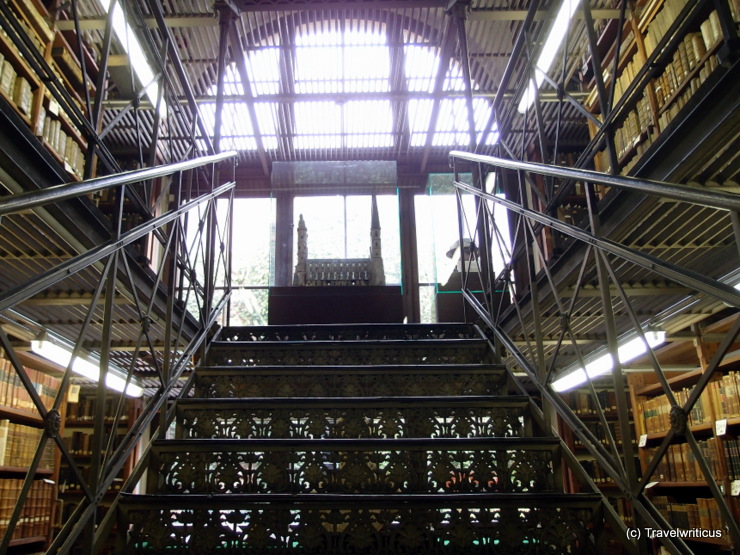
[
  {"x1": 448, "y1": 149, "x2": 740, "y2": 555},
  {"x1": 0, "y1": 150, "x2": 235, "y2": 553}
]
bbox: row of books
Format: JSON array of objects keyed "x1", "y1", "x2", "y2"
[
  {"x1": 638, "y1": 374, "x2": 740, "y2": 434},
  {"x1": 725, "y1": 438, "x2": 740, "y2": 481},
  {"x1": 67, "y1": 430, "x2": 125, "y2": 456},
  {"x1": 656, "y1": 53, "x2": 720, "y2": 133},
  {"x1": 1, "y1": 18, "x2": 86, "y2": 181},
  {"x1": 573, "y1": 421, "x2": 634, "y2": 448},
  {"x1": 0, "y1": 57, "x2": 33, "y2": 117},
  {"x1": 653, "y1": 22, "x2": 716, "y2": 109},
  {"x1": 0, "y1": 478, "x2": 54, "y2": 540},
  {"x1": 5, "y1": 0, "x2": 46, "y2": 55},
  {"x1": 642, "y1": 0, "x2": 691, "y2": 57},
  {"x1": 556, "y1": 203, "x2": 588, "y2": 227},
  {"x1": 580, "y1": 459, "x2": 616, "y2": 485},
  {"x1": 611, "y1": 50, "x2": 646, "y2": 108},
  {"x1": 652, "y1": 496, "x2": 727, "y2": 534},
  {"x1": 66, "y1": 396, "x2": 130, "y2": 423},
  {"x1": 612, "y1": 497, "x2": 633, "y2": 526},
  {"x1": 0, "y1": 358, "x2": 61, "y2": 414},
  {"x1": 58, "y1": 466, "x2": 124, "y2": 494},
  {"x1": 613, "y1": 94, "x2": 652, "y2": 161},
  {"x1": 568, "y1": 390, "x2": 631, "y2": 417},
  {"x1": 0, "y1": 420, "x2": 55, "y2": 470},
  {"x1": 37, "y1": 107, "x2": 85, "y2": 178},
  {"x1": 643, "y1": 439, "x2": 723, "y2": 482}
]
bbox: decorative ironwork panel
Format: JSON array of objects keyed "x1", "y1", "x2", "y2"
[
  {"x1": 207, "y1": 343, "x2": 491, "y2": 366},
  {"x1": 124, "y1": 502, "x2": 601, "y2": 554},
  {"x1": 219, "y1": 324, "x2": 478, "y2": 342},
  {"x1": 194, "y1": 368, "x2": 508, "y2": 398},
  {"x1": 177, "y1": 404, "x2": 528, "y2": 440},
  {"x1": 154, "y1": 445, "x2": 557, "y2": 494}
]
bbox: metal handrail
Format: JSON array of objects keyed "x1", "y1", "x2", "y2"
[
  {"x1": 449, "y1": 149, "x2": 740, "y2": 554},
  {"x1": 449, "y1": 150, "x2": 740, "y2": 212},
  {"x1": 0, "y1": 151, "x2": 237, "y2": 217}
]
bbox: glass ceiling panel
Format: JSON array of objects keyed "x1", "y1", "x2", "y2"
[
  {"x1": 246, "y1": 47, "x2": 281, "y2": 96},
  {"x1": 204, "y1": 19, "x2": 496, "y2": 152},
  {"x1": 344, "y1": 101, "x2": 393, "y2": 133},
  {"x1": 443, "y1": 64, "x2": 466, "y2": 92},
  {"x1": 254, "y1": 102, "x2": 279, "y2": 137},
  {"x1": 405, "y1": 45, "x2": 439, "y2": 93},
  {"x1": 295, "y1": 102, "x2": 342, "y2": 135},
  {"x1": 408, "y1": 99, "x2": 434, "y2": 147},
  {"x1": 344, "y1": 45, "x2": 390, "y2": 92},
  {"x1": 294, "y1": 134, "x2": 342, "y2": 150}
]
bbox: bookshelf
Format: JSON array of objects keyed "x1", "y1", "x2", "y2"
[
  {"x1": 58, "y1": 392, "x2": 141, "y2": 536},
  {"x1": 584, "y1": 0, "x2": 738, "y2": 175},
  {"x1": 559, "y1": 386, "x2": 637, "y2": 554},
  {"x1": 628, "y1": 320, "x2": 740, "y2": 551},
  {"x1": 0, "y1": 0, "x2": 92, "y2": 180},
  {"x1": 0, "y1": 356, "x2": 62, "y2": 550}
]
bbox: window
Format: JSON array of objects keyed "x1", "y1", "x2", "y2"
[{"x1": 293, "y1": 194, "x2": 401, "y2": 285}]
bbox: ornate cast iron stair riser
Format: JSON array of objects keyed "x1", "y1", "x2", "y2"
[
  {"x1": 193, "y1": 364, "x2": 509, "y2": 398},
  {"x1": 175, "y1": 397, "x2": 534, "y2": 439},
  {"x1": 119, "y1": 323, "x2": 604, "y2": 553},
  {"x1": 152, "y1": 438, "x2": 561, "y2": 494},
  {"x1": 121, "y1": 494, "x2": 603, "y2": 554}
]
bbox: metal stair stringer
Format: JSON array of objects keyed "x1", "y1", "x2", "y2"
[{"x1": 118, "y1": 322, "x2": 606, "y2": 553}]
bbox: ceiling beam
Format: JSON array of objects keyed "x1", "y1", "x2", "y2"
[
  {"x1": 469, "y1": 9, "x2": 621, "y2": 21},
  {"x1": 420, "y1": 16, "x2": 456, "y2": 175},
  {"x1": 21, "y1": 292, "x2": 132, "y2": 306},
  {"x1": 227, "y1": 14, "x2": 271, "y2": 176},
  {"x1": 101, "y1": 90, "x2": 588, "y2": 109},
  {"x1": 55, "y1": 8, "x2": 622, "y2": 32},
  {"x1": 562, "y1": 283, "x2": 694, "y2": 297}
]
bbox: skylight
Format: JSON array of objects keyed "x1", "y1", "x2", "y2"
[{"x1": 204, "y1": 20, "x2": 497, "y2": 151}]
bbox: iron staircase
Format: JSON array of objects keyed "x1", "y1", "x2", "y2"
[{"x1": 118, "y1": 323, "x2": 604, "y2": 553}]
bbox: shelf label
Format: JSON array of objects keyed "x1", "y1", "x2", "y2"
[
  {"x1": 48, "y1": 99, "x2": 60, "y2": 116},
  {"x1": 732, "y1": 480, "x2": 740, "y2": 497},
  {"x1": 639, "y1": 434, "x2": 648, "y2": 447},
  {"x1": 716, "y1": 419, "x2": 728, "y2": 436},
  {"x1": 68, "y1": 384, "x2": 80, "y2": 403}
]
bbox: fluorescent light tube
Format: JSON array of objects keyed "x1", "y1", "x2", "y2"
[
  {"x1": 518, "y1": 0, "x2": 582, "y2": 114},
  {"x1": 98, "y1": 0, "x2": 167, "y2": 119},
  {"x1": 31, "y1": 336, "x2": 144, "y2": 398},
  {"x1": 552, "y1": 330, "x2": 666, "y2": 392}
]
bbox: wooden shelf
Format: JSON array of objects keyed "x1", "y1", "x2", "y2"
[
  {"x1": 650, "y1": 480, "x2": 712, "y2": 488},
  {"x1": 0, "y1": 406, "x2": 43, "y2": 427},
  {"x1": 636, "y1": 368, "x2": 705, "y2": 396},
  {"x1": 0, "y1": 32, "x2": 42, "y2": 88},
  {"x1": 640, "y1": 420, "x2": 717, "y2": 442},
  {"x1": 65, "y1": 419, "x2": 129, "y2": 428},
  {"x1": 0, "y1": 465, "x2": 53, "y2": 476},
  {"x1": 8, "y1": 535, "x2": 48, "y2": 548}
]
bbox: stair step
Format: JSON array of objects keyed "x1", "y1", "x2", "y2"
[
  {"x1": 175, "y1": 396, "x2": 537, "y2": 439},
  {"x1": 219, "y1": 322, "x2": 479, "y2": 342},
  {"x1": 151, "y1": 438, "x2": 562, "y2": 495},
  {"x1": 193, "y1": 363, "x2": 508, "y2": 397},
  {"x1": 206, "y1": 338, "x2": 491, "y2": 366},
  {"x1": 120, "y1": 492, "x2": 603, "y2": 554}
]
